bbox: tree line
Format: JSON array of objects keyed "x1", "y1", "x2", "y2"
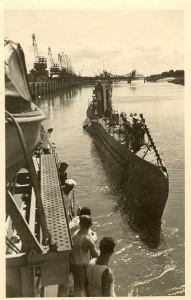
[{"x1": 146, "y1": 69, "x2": 184, "y2": 82}]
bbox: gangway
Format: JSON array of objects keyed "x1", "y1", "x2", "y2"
[
  {"x1": 41, "y1": 154, "x2": 72, "y2": 252},
  {"x1": 6, "y1": 152, "x2": 73, "y2": 297}
]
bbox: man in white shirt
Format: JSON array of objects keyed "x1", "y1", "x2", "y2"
[
  {"x1": 70, "y1": 215, "x2": 99, "y2": 297},
  {"x1": 69, "y1": 207, "x2": 97, "y2": 243},
  {"x1": 41, "y1": 128, "x2": 54, "y2": 154}
]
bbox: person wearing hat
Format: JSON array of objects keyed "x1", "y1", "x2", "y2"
[
  {"x1": 70, "y1": 215, "x2": 99, "y2": 297},
  {"x1": 41, "y1": 127, "x2": 54, "y2": 154},
  {"x1": 86, "y1": 237, "x2": 116, "y2": 297}
]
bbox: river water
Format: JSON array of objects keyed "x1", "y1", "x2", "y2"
[{"x1": 38, "y1": 80, "x2": 184, "y2": 296}]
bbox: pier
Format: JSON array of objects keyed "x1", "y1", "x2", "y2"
[
  {"x1": 29, "y1": 78, "x2": 80, "y2": 97},
  {"x1": 29, "y1": 77, "x2": 98, "y2": 97}
]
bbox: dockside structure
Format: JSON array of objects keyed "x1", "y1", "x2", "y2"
[{"x1": 29, "y1": 77, "x2": 97, "y2": 97}]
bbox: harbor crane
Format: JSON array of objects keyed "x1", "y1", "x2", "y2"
[
  {"x1": 58, "y1": 53, "x2": 62, "y2": 69},
  {"x1": 58, "y1": 52, "x2": 66, "y2": 70},
  {"x1": 66, "y1": 56, "x2": 75, "y2": 76},
  {"x1": 58, "y1": 52, "x2": 68, "y2": 78},
  {"x1": 57, "y1": 52, "x2": 76, "y2": 78},
  {"x1": 79, "y1": 65, "x2": 84, "y2": 77},
  {"x1": 68, "y1": 57, "x2": 73, "y2": 74},
  {"x1": 48, "y1": 47, "x2": 59, "y2": 78},
  {"x1": 32, "y1": 34, "x2": 47, "y2": 71}
]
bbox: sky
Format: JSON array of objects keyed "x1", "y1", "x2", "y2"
[{"x1": 4, "y1": 9, "x2": 184, "y2": 77}]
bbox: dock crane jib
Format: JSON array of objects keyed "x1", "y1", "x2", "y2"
[
  {"x1": 48, "y1": 47, "x2": 59, "y2": 78},
  {"x1": 61, "y1": 52, "x2": 66, "y2": 69},
  {"x1": 32, "y1": 34, "x2": 47, "y2": 71},
  {"x1": 58, "y1": 52, "x2": 68, "y2": 78},
  {"x1": 58, "y1": 53, "x2": 62, "y2": 70}
]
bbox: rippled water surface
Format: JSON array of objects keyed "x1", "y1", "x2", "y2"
[{"x1": 38, "y1": 80, "x2": 184, "y2": 296}]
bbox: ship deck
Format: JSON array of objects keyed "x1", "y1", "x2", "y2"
[{"x1": 99, "y1": 118, "x2": 158, "y2": 165}]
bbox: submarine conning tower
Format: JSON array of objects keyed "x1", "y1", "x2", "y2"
[{"x1": 94, "y1": 80, "x2": 113, "y2": 117}]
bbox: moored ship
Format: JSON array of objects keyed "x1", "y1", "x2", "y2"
[{"x1": 83, "y1": 80, "x2": 169, "y2": 219}]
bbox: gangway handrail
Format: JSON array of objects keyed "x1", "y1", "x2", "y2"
[{"x1": 6, "y1": 190, "x2": 43, "y2": 253}]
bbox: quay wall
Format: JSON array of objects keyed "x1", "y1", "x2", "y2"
[{"x1": 29, "y1": 78, "x2": 97, "y2": 97}]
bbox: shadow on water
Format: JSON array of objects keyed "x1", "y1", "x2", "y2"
[{"x1": 90, "y1": 140, "x2": 162, "y2": 249}]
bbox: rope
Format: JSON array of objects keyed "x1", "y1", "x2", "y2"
[{"x1": 143, "y1": 124, "x2": 163, "y2": 167}]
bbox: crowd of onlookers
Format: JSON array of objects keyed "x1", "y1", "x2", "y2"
[
  {"x1": 68, "y1": 206, "x2": 116, "y2": 297},
  {"x1": 120, "y1": 112, "x2": 146, "y2": 152}
]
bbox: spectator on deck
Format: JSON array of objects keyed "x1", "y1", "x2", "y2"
[
  {"x1": 41, "y1": 128, "x2": 54, "y2": 154},
  {"x1": 104, "y1": 107, "x2": 112, "y2": 118},
  {"x1": 122, "y1": 116, "x2": 132, "y2": 133},
  {"x1": 69, "y1": 207, "x2": 97, "y2": 243},
  {"x1": 131, "y1": 117, "x2": 142, "y2": 152},
  {"x1": 120, "y1": 116, "x2": 132, "y2": 146},
  {"x1": 139, "y1": 113, "x2": 145, "y2": 124},
  {"x1": 108, "y1": 114, "x2": 116, "y2": 128},
  {"x1": 86, "y1": 237, "x2": 116, "y2": 297},
  {"x1": 58, "y1": 162, "x2": 68, "y2": 186},
  {"x1": 139, "y1": 113, "x2": 146, "y2": 144},
  {"x1": 70, "y1": 215, "x2": 99, "y2": 297}
]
